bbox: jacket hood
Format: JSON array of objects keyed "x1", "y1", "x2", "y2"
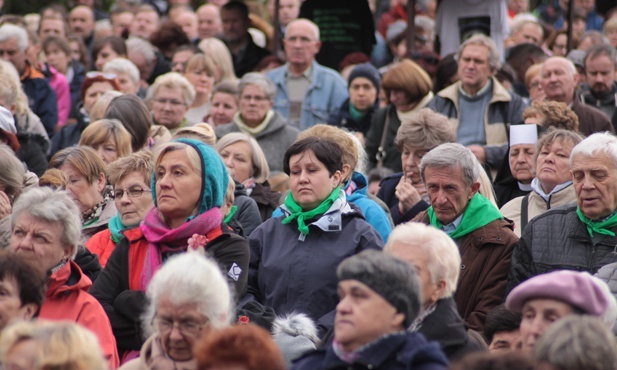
[
  {"x1": 346, "y1": 172, "x2": 368, "y2": 202},
  {"x1": 46, "y1": 260, "x2": 91, "y2": 298}
]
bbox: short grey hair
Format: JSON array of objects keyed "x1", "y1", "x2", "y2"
[
  {"x1": 385, "y1": 223, "x2": 461, "y2": 299},
  {"x1": 286, "y1": 18, "x2": 320, "y2": 41},
  {"x1": 103, "y1": 57, "x2": 140, "y2": 84},
  {"x1": 126, "y1": 37, "x2": 156, "y2": 63},
  {"x1": 238, "y1": 72, "x2": 276, "y2": 102},
  {"x1": 142, "y1": 252, "x2": 233, "y2": 337},
  {"x1": 415, "y1": 15, "x2": 434, "y2": 42},
  {"x1": 215, "y1": 132, "x2": 270, "y2": 183},
  {"x1": 146, "y1": 72, "x2": 196, "y2": 106},
  {"x1": 570, "y1": 132, "x2": 617, "y2": 168},
  {"x1": 533, "y1": 316, "x2": 617, "y2": 370},
  {"x1": 10, "y1": 187, "x2": 81, "y2": 260},
  {"x1": 0, "y1": 145, "x2": 25, "y2": 202},
  {"x1": 420, "y1": 143, "x2": 479, "y2": 187},
  {"x1": 0, "y1": 24, "x2": 28, "y2": 51},
  {"x1": 455, "y1": 33, "x2": 501, "y2": 71}
]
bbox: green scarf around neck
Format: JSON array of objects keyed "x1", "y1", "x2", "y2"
[
  {"x1": 349, "y1": 104, "x2": 366, "y2": 121},
  {"x1": 282, "y1": 187, "x2": 342, "y2": 235},
  {"x1": 428, "y1": 193, "x2": 503, "y2": 240},
  {"x1": 224, "y1": 205, "x2": 238, "y2": 224},
  {"x1": 576, "y1": 207, "x2": 617, "y2": 238}
]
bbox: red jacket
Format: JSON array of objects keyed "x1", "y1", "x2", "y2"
[
  {"x1": 39, "y1": 261, "x2": 120, "y2": 369},
  {"x1": 86, "y1": 229, "x2": 116, "y2": 268}
]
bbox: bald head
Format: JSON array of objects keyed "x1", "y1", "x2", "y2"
[
  {"x1": 197, "y1": 4, "x2": 221, "y2": 40},
  {"x1": 540, "y1": 57, "x2": 579, "y2": 104},
  {"x1": 68, "y1": 5, "x2": 95, "y2": 39},
  {"x1": 286, "y1": 18, "x2": 320, "y2": 41}
]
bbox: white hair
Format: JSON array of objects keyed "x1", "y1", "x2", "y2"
[
  {"x1": 146, "y1": 72, "x2": 196, "y2": 106},
  {"x1": 142, "y1": 252, "x2": 233, "y2": 337},
  {"x1": 286, "y1": 18, "x2": 320, "y2": 41},
  {"x1": 103, "y1": 57, "x2": 140, "y2": 84},
  {"x1": 570, "y1": 132, "x2": 617, "y2": 168},
  {"x1": 385, "y1": 222, "x2": 461, "y2": 298},
  {"x1": 510, "y1": 13, "x2": 541, "y2": 35},
  {"x1": 0, "y1": 24, "x2": 28, "y2": 51},
  {"x1": 239, "y1": 72, "x2": 276, "y2": 101},
  {"x1": 126, "y1": 37, "x2": 156, "y2": 63},
  {"x1": 421, "y1": 143, "x2": 480, "y2": 188}
]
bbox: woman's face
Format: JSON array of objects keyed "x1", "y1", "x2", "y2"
[
  {"x1": 520, "y1": 298, "x2": 574, "y2": 352},
  {"x1": 151, "y1": 86, "x2": 189, "y2": 130},
  {"x1": 69, "y1": 40, "x2": 82, "y2": 63},
  {"x1": 10, "y1": 212, "x2": 70, "y2": 272},
  {"x1": 536, "y1": 139, "x2": 574, "y2": 194},
  {"x1": 154, "y1": 295, "x2": 210, "y2": 362},
  {"x1": 219, "y1": 141, "x2": 253, "y2": 183},
  {"x1": 83, "y1": 81, "x2": 116, "y2": 115},
  {"x1": 45, "y1": 43, "x2": 70, "y2": 75},
  {"x1": 349, "y1": 77, "x2": 377, "y2": 111},
  {"x1": 239, "y1": 85, "x2": 273, "y2": 127},
  {"x1": 95, "y1": 43, "x2": 121, "y2": 71},
  {"x1": 0, "y1": 276, "x2": 36, "y2": 331},
  {"x1": 59, "y1": 163, "x2": 105, "y2": 214},
  {"x1": 551, "y1": 34, "x2": 568, "y2": 57},
  {"x1": 114, "y1": 71, "x2": 139, "y2": 95},
  {"x1": 401, "y1": 146, "x2": 429, "y2": 184},
  {"x1": 289, "y1": 149, "x2": 342, "y2": 210},
  {"x1": 113, "y1": 171, "x2": 154, "y2": 226},
  {"x1": 155, "y1": 149, "x2": 202, "y2": 228},
  {"x1": 92, "y1": 136, "x2": 118, "y2": 164},
  {"x1": 509, "y1": 144, "x2": 536, "y2": 184},
  {"x1": 211, "y1": 92, "x2": 238, "y2": 126},
  {"x1": 389, "y1": 89, "x2": 413, "y2": 111},
  {"x1": 185, "y1": 67, "x2": 215, "y2": 97}
]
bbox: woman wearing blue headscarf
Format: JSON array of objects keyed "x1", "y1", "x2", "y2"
[{"x1": 91, "y1": 138, "x2": 249, "y2": 363}]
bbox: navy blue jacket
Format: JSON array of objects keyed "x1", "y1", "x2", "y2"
[
  {"x1": 290, "y1": 331, "x2": 449, "y2": 370},
  {"x1": 21, "y1": 63, "x2": 58, "y2": 137}
]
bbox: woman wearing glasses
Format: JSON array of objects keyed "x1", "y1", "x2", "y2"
[
  {"x1": 91, "y1": 139, "x2": 249, "y2": 363},
  {"x1": 147, "y1": 72, "x2": 195, "y2": 135}
]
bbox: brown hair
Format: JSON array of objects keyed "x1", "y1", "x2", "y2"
[
  {"x1": 39, "y1": 168, "x2": 69, "y2": 190},
  {"x1": 106, "y1": 150, "x2": 154, "y2": 187},
  {"x1": 49, "y1": 146, "x2": 106, "y2": 185},
  {"x1": 381, "y1": 59, "x2": 432, "y2": 105},
  {"x1": 78, "y1": 118, "x2": 133, "y2": 159},
  {"x1": 394, "y1": 108, "x2": 455, "y2": 151},
  {"x1": 297, "y1": 124, "x2": 358, "y2": 178},
  {"x1": 523, "y1": 100, "x2": 580, "y2": 132}
]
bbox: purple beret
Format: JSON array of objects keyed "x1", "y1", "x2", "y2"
[{"x1": 506, "y1": 270, "x2": 610, "y2": 317}]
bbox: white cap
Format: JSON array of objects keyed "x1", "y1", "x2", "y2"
[{"x1": 510, "y1": 124, "x2": 538, "y2": 146}]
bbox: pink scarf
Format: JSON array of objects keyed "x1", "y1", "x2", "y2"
[{"x1": 139, "y1": 207, "x2": 222, "y2": 291}]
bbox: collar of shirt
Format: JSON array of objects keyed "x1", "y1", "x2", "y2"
[
  {"x1": 285, "y1": 63, "x2": 313, "y2": 82},
  {"x1": 442, "y1": 212, "x2": 464, "y2": 234},
  {"x1": 459, "y1": 78, "x2": 492, "y2": 98}
]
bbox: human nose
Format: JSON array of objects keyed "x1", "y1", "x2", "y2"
[
  {"x1": 336, "y1": 295, "x2": 351, "y2": 313},
  {"x1": 157, "y1": 173, "x2": 172, "y2": 189},
  {"x1": 223, "y1": 156, "x2": 234, "y2": 168},
  {"x1": 168, "y1": 323, "x2": 184, "y2": 340},
  {"x1": 516, "y1": 152, "x2": 528, "y2": 163}
]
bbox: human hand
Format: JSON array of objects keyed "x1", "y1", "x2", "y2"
[
  {"x1": 468, "y1": 145, "x2": 487, "y2": 164},
  {"x1": 395, "y1": 176, "x2": 422, "y2": 214}
]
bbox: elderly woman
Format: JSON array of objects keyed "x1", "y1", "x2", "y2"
[
  {"x1": 0, "y1": 145, "x2": 26, "y2": 248},
  {"x1": 290, "y1": 250, "x2": 449, "y2": 369},
  {"x1": 386, "y1": 223, "x2": 485, "y2": 360},
  {"x1": 49, "y1": 146, "x2": 115, "y2": 242},
  {"x1": 246, "y1": 137, "x2": 383, "y2": 336},
  {"x1": 50, "y1": 72, "x2": 121, "y2": 157},
  {"x1": 208, "y1": 81, "x2": 240, "y2": 127},
  {"x1": 103, "y1": 58, "x2": 142, "y2": 96},
  {"x1": 146, "y1": 72, "x2": 195, "y2": 135},
  {"x1": 501, "y1": 129, "x2": 584, "y2": 237},
  {"x1": 377, "y1": 108, "x2": 456, "y2": 225},
  {"x1": 216, "y1": 132, "x2": 279, "y2": 221},
  {"x1": 215, "y1": 73, "x2": 299, "y2": 174},
  {"x1": 91, "y1": 139, "x2": 248, "y2": 358},
  {"x1": 85, "y1": 151, "x2": 154, "y2": 267},
  {"x1": 505, "y1": 270, "x2": 616, "y2": 352},
  {"x1": 524, "y1": 64, "x2": 544, "y2": 102},
  {"x1": 119, "y1": 252, "x2": 232, "y2": 369},
  {"x1": 78, "y1": 118, "x2": 133, "y2": 164},
  {"x1": 184, "y1": 54, "x2": 220, "y2": 125},
  {"x1": 365, "y1": 59, "x2": 434, "y2": 172},
  {"x1": 8, "y1": 187, "x2": 119, "y2": 367}
]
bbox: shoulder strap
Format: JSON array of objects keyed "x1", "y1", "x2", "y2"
[
  {"x1": 520, "y1": 194, "x2": 530, "y2": 232},
  {"x1": 376, "y1": 106, "x2": 392, "y2": 169}
]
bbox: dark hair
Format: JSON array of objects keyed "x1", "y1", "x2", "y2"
[
  {"x1": 433, "y1": 53, "x2": 458, "y2": 92},
  {"x1": 67, "y1": 34, "x2": 90, "y2": 67},
  {"x1": 283, "y1": 137, "x2": 343, "y2": 177},
  {"x1": 92, "y1": 36, "x2": 127, "y2": 63},
  {"x1": 338, "y1": 52, "x2": 370, "y2": 72},
  {"x1": 585, "y1": 44, "x2": 617, "y2": 69},
  {"x1": 450, "y1": 352, "x2": 542, "y2": 370},
  {"x1": 42, "y1": 35, "x2": 71, "y2": 57},
  {"x1": 149, "y1": 20, "x2": 191, "y2": 58},
  {"x1": 104, "y1": 94, "x2": 152, "y2": 151},
  {"x1": 173, "y1": 44, "x2": 202, "y2": 57},
  {"x1": 506, "y1": 43, "x2": 547, "y2": 64},
  {"x1": 221, "y1": 0, "x2": 249, "y2": 19},
  {"x1": 0, "y1": 251, "x2": 46, "y2": 312},
  {"x1": 484, "y1": 304, "x2": 522, "y2": 345}
]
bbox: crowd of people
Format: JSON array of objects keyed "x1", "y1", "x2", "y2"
[{"x1": 2, "y1": 0, "x2": 617, "y2": 369}]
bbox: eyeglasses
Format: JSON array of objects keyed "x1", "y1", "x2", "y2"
[
  {"x1": 153, "y1": 98, "x2": 186, "y2": 107},
  {"x1": 152, "y1": 316, "x2": 208, "y2": 336},
  {"x1": 86, "y1": 71, "x2": 117, "y2": 80},
  {"x1": 113, "y1": 186, "x2": 151, "y2": 199}
]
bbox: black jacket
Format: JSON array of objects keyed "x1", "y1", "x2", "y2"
[
  {"x1": 376, "y1": 172, "x2": 429, "y2": 225},
  {"x1": 49, "y1": 110, "x2": 87, "y2": 158},
  {"x1": 225, "y1": 33, "x2": 271, "y2": 77},
  {"x1": 249, "y1": 181, "x2": 280, "y2": 222},
  {"x1": 365, "y1": 105, "x2": 402, "y2": 172},
  {"x1": 327, "y1": 98, "x2": 377, "y2": 136}
]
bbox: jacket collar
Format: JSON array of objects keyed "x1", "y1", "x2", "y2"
[
  {"x1": 46, "y1": 260, "x2": 91, "y2": 298},
  {"x1": 438, "y1": 77, "x2": 512, "y2": 105}
]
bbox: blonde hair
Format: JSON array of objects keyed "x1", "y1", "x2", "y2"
[
  {"x1": 0, "y1": 60, "x2": 29, "y2": 115},
  {"x1": 78, "y1": 119, "x2": 133, "y2": 159},
  {"x1": 185, "y1": 53, "x2": 221, "y2": 84},
  {"x1": 173, "y1": 123, "x2": 217, "y2": 147},
  {"x1": 198, "y1": 37, "x2": 238, "y2": 83},
  {"x1": 215, "y1": 132, "x2": 270, "y2": 183},
  {"x1": 146, "y1": 72, "x2": 196, "y2": 106}
]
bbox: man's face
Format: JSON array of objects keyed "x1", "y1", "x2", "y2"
[
  {"x1": 283, "y1": 21, "x2": 321, "y2": 71},
  {"x1": 512, "y1": 22, "x2": 543, "y2": 46},
  {"x1": 111, "y1": 11, "x2": 134, "y2": 38},
  {"x1": 424, "y1": 165, "x2": 480, "y2": 225},
  {"x1": 488, "y1": 330, "x2": 522, "y2": 352},
  {"x1": 130, "y1": 10, "x2": 159, "y2": 40},
  {"x1": 585, "y1": 55, "x2": 616, "y2": 97},
  {"x1": 39, "y1": 18, "x2": 66, "y2": 41},
  {"x1": 0, "y1": 38, "x2": 26, "y2": 73},
  {"x1": 197, "y1": 5, "x2": 222, "y2": 40},
  {"x1": 176, "y1": 12, "x2": 198, "y2": 40},
  {"x1": 457, "y1": 44, "x2": 493, "y2": 93},
  {"x1": 221, "y1": 8, "x2": 248, "y2": 44},
  {"x1": 571, "y1": 152, "x2": 617, "y2": 220},
  {"x1": 540, "y1": 58, "x2": 578, "y2": 103},
  {"x1": 68, "y1": 7, "x2": 95, "y2": 39}
]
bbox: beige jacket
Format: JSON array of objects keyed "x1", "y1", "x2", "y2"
[{"x1": 119, "y1": 335, "x2": 196, "y2": 370}]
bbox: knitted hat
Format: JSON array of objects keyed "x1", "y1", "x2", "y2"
[
  {"x1": 348, "y1": 63, "x2": 381, "y2": 94},
  {"x1": 506, "y1": 270, "x2": 612, "y2": 318},
  {"x1": 0, "y1": 106, "x2": 19, "y2": 152},
  {"x1": 337, "y1": 249, "x2": 421, "y2": 328},
  {"x1": 151, "y1": 138, "x2": 229, "y2": 214}
]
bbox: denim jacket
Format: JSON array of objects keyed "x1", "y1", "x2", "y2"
[{"x1": 266, "y1": 61, "x2": 348, "y2": 131}]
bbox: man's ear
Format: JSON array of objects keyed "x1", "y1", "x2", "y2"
[{"x1": 470, "y1": 180, "x2": 481, "y2": 198}]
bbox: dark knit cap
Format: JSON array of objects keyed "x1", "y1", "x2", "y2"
[
  {"x1": 348, "y1": 63, "x2": 381, "y2": 93},
  {"x1": 337, "y1": 249, "x2": 421, "y2": 328}
]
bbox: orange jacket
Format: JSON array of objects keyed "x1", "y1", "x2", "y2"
[
  {"x1": 39, "y1": 261, "x2": 120, "y2": 369},
  {"x1": 86, "y1": 229, "x2": 116, "y2": 268}
]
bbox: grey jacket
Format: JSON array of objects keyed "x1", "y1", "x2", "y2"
[
  {"x1": 215, "y1": 111, "x2": 299, "y2": 174},
  {"x1": 507, "y1": 204, "x2": 617, "y2": 293}
]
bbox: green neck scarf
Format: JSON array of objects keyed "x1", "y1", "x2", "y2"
[
  {"x1": 108, "y1": 215, "x2": 126, "y2": 243},
  {"x1": 282, "y1": 187, "x2": 342, "y2": 235},
  {"x1": 224, "y1": 205, "x2": 238, "y2": 224},
  {"x1": 576, "y1": 207, "x2": 617, "y2": 238},
  {"x1": 428, "y1": 193, "x2": 503, "y2": 240},
  {"x1": 349, "y1": 104, "x2": 366, "y2": 121}
]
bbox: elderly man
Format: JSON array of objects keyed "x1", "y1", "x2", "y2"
[
  {"x1": 509, "y1": 18, "x2": 544, "y2": 46},
  {"x1": 129, "y1": 4, "x2": 160, "y2": 40},
  {"x1": 413, "y1": 143, "x2": 518, "y2": 331},
  {"x1": 428, "y1": 34, "x2": 526, "y2": 172},
  {"x1": 579, "y1": 45, "x2": 617, "y2": 129},
  {"x1": 508, "y1": 132, "x2": 617, "y2": 291},
  {"x1": 266, "y1": 18, "x2": 347, "y2": 130},
  {"x1": 38, "y1": 16, "x2": 68, "y2": 41},
  {"x1": 110, "y1": 8, "x2": 134, "y2": 38},
  {"x1": 290, "y1": 250, "x2": 449, "y2": 370},
  {"x1": 126, "y1": 37, "x2": 170, "y2": 87},
  {"x1": 386, "y1": 222, "x2": 484, "y2": 361},
  {"x1": 197, "y1": 4, "x2": 222, "y2": 40},
  {"x1": 0, "y1": 24, "x2": 57, "y2": 137},
  {"x1": 68, "y1": 5, "x2": 95, "y2": 52},
  {"x1": 540, "y1": 56, "x2": 614, "y2": 135},
  {"x1": 220, "y1": 1, "x2": 270, "y2": 77}
]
